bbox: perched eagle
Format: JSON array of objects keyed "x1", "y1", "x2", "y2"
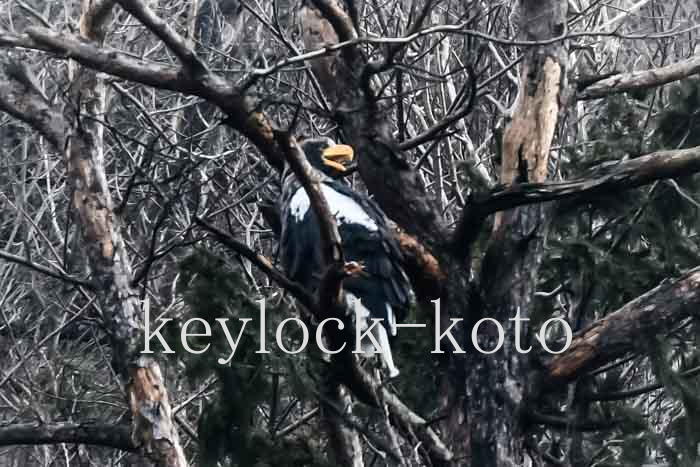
[{"x1": 279, "y1": 138, "x2": 411, "y2": 377}]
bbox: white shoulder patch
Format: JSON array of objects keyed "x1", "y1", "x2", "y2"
[
  {"x1": 288, "y1": 188, "x2": 311, "y2": 221},
  {"x1": 289, "y1": 185, "x2": 378, "y2": 232}
]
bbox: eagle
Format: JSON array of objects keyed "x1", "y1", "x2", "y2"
[{"x1": 279, "y1": 138, "x2": 411, "y2": 377}]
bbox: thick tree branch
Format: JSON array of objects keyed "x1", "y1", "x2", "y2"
[
  {"x1": 275, "y1": 132, "x2": 368, "y2": 466},
  {"x1": 578, "y1": 55, "x2": 700, "y2": 100},
  {"x1": 0, "y1": 422, "x2": 136, "y2": 452},
  {"x1": 546, "y1": 267, "x2": 700, "y2": 384},
  {"x1": 5, "y1": 27, "x2": 286, "y2": 170},
  {"x1": 1, "y1": 4, "x2": 190, "y2": 465},
  {"x1": 525, "y1": 411, "x2": 621, "y2": 432},
  {"x1": 349, "y1": 362, "x2": 454, "y2": 465},
  {"x1": 0, "y1": 30, "x2": 52, "y2": 50},
  {"x1": 22, "y1": 27, "x2": 232, "y2": 98},
  {"x1": 0, "y1": 250, "x2": 93, "y2": 289},
  {"x1": 396, "y1": 231, "x2": 445, "y2": 302},
  {"x1": 583, "y1": 364, "x2": 700, "y2": 402},
  {"x1": 452, "y1": 145, "x2": 700, "y2": 258},
  {"x1": 114, "y1": 0, "x2": 207, "y2": 73},
  {"x1": 309, "y1": 0, "x2": 358, "y2": 43},
  {"x1": 465, "y1": 2, "x2": 568, "y2": 465},
  {"x1": 0, "y1": 81, "x2": 66, "y2": 148}
]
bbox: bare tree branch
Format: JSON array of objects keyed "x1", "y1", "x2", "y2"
[
  {"x1": 0, "y1": 422, "x2": 135, "y2": 451},
  {"x1": 578, "y1": 55, "x2": 700, "y2": 100},
  {"x1": 452, "y1": 144, "x2": 700, "y2": 258},
  {"x1": 0, "y1": 80, "x2": 66, "y2": 147},
  {"x1": 194, "y1": 216, "x2": 316, "y2": 311},
  {"x1": 546, "y1": 267, "x2": 700, "y2": 384},
  {"x1": 0, "y1": 250, "x2": 92, "y2": 289},
  {"x1": 21, "y1": 27, "x2": 229, "y2": 97},
  {"x1": 5, "y1": 26, "x2": 287, "y2": 170},
  {"x1": 114, "y1": 0, "x2": 207, "y2": 73}
]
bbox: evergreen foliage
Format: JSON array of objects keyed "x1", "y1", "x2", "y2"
[{"x1": 537, "y1": 79, "x2": 700, "y2": 465}]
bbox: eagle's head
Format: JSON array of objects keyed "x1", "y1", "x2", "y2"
[{"x1": 300, "y1": 137, "x2": 354, "y2": 176}]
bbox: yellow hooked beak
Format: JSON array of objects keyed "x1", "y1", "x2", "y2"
[{"x1": 322, "y1": 144, "x2": 354, "y2": 172}]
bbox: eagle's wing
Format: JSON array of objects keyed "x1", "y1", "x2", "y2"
[
  {"x1": 321, "y1": 180, "x2": 412, "y2": 324},
  {"x1": 279, "y1": 179, "x2": 411, "y2": 320}
]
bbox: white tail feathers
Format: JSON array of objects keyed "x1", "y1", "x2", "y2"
[
  {"x1": 373, "y1": 321, "x2": 399, "y2": 378},
  {"x1": 346, "y1": 294, "x2": 400, "y2": 377}
]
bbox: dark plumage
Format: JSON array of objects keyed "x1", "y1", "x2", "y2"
[{"x1": 279, "y1": 137, "x2": 411, "y2": 376}]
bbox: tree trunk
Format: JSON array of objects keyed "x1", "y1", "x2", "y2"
[
  {"x1": 66, "y1": 2, "x2": 188, "y2": 465},
  {"x1": 466, "y1": 1, "x2": 568, "y2": 465}
]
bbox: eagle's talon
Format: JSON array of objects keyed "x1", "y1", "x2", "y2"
[{"x1": 343, "y1": 261, "x2": 365, "y2": 277}]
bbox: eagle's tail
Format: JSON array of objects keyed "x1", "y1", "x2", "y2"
[{"x1": 347, "y1": 294, "x2": 400, "y2": 377}]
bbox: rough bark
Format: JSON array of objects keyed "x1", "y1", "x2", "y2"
[
  {"x1": 546, "y1": 267, "x2": 700, "y2": 384},
  {"x1": 453, "y1": 144, "x2": 700, "y2": 257},
  {"x1": 321, "y1": 380, "x2": 365, "y2": 467},
  {"x1": 0, "y1": 82, "x2": 66, "y2": 148},
  {"x1": 499, "y1": 56, "x2": 561, "y2": 185},
  {"x1": 577, "y1": 54, "x2": 700, "y2": 100},
  {"x1": 0, "y1": 422, "x2": 135, "y2": 452},
  {"x1": 65, "y1": 3, "x2": 187, "y2": 465},
  {"x1": 467, "y1": 1, "x2": 568, "y2": 465},
  {"x1": 1, "y1": 2, "x2": 191, "y2": 465}
]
